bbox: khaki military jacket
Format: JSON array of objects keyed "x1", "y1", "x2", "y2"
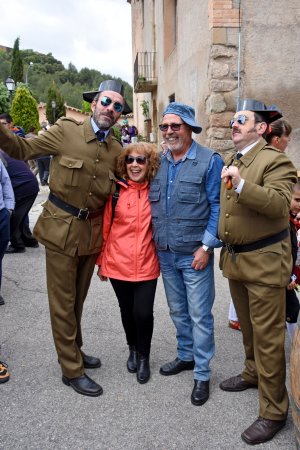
[
  {"x1": 218, "y1": 139, "x2": 298, "y2": 287},
  {"x1": 0, "y1": 117, "x2": 122, "y2": 256}
]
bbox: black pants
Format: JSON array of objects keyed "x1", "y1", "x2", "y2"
[
  {"x1": 110, "y1": 278, "x2": 157, "y2": 356},
  {"x1": 10, "y1": 194, "x2": 38, "y2": 248},
  {"x1": 286, "y1": 288, "x2": 300, "y2": 323},
  {"x1": 37, "y1": 157, "x2": 51, "y2": 185}
]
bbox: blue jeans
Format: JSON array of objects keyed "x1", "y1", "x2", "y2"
[
  {"x1": 158, "y1": 250, "x2": 215, "y2": 381},
  {"x1": 0, "y1": 208, "x2": 10, "y2": 289}
]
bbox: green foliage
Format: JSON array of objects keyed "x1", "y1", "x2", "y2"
[
  {"x1": 112, "y1": 125, "x2": 121, "y2": 142},
  {"x1": 0, "y1": 45, "x2": 133, "y2": 112},
  {"x1": 46, "y1": 82, "x2": 66, "y2": 124},
  {"x1": 0, "y1": 82, "x2": 10, "y2": 113},
  {"x1": 10, "y1": 86, "x2": 40, "y2": 133},
  {"x1": 11, "y1": 37, "x2": 23, "y2": 83},
  {"x1": 140, "y1": 100, "x2": 149, "y2": 119},
  {"x1": 82, "y1": 100, "x2": 92, "y2": 113}
]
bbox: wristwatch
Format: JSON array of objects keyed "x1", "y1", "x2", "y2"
[{"x1": 202, "y1": 244, "x2": 214, "y2": 254}]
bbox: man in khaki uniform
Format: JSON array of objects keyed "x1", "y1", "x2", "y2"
[
  {"x1": 218, "y1": 99, "x2": 297, "y2": 445},
  {"x1": 0, "y1": 80, "x2": 130, "y2": 397}
]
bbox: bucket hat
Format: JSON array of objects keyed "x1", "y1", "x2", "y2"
[
  {"x1": 236, "y1": 99, "x2": 282, "y2": 123},
  {"x1": 163, "y1": 102, "x2": 202, "y2": 134},
  {"x1": 83, "y1": 80, "x2": 132, "y2": 114}
]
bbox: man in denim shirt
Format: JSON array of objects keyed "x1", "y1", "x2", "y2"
[{"x1": 149, "y1": 102, "x2": 223, "y2": 406}]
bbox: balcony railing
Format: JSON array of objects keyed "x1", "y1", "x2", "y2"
[{"x1": 134, "y1": 52, "x2": 157, "y2": 93}]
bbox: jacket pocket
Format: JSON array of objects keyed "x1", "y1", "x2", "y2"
[
  {"x1": 33, "y1": 202, "x2": 73, "y2": 251},
  {"x1": 177, "y1": 177, "x2": 202, "y2": 203},
  {"x1": 59, "y1": 156, "x2": 83, "y2": 187},
  {"x1": 148, "y1": 183, "x2": 160, "y2": 202}
]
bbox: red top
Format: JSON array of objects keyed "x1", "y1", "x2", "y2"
[{"x1": 96, "y1": 179, "x2": 160, "y2": 281}]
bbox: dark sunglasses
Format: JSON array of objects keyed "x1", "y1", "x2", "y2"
[
  {"x1": 229, "y1": 115, "x2": 249, "y2": 128},
  {"x1": 100, "y1": 96, "x2": 124, "y2": 113},
  {"x1": 125, "y1": 155, "x2": 148, "y2": 165},
  {"x1": 159, "y1": 123, "x2": 183, "y2": 132}
]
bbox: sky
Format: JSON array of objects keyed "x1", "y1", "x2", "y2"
[{"x1": 0, "y1": 0, "x2": 133, "y2": 85}]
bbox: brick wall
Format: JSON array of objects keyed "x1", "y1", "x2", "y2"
[{"x1": 208, "y1": 0, "x2": 240, "y2": 29}]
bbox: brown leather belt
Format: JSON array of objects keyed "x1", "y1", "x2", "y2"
[
  {"x1": 224, "y1": 228, "x2": 289, "y2": 254},
  {"x1": 49, "y1": 192, "x2": 104, "y2": 220}
]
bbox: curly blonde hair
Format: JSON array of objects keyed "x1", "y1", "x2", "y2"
[{"x1": 117, "y1": 142, "x2": 160, "y2": 182}]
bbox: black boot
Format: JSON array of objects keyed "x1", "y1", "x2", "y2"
[
  {"x1": 127, "y1": 345, "x2": 137, "y2": 373},
  {"x1": 137, "y1": 353, "x2": 150, "y2": 384}
]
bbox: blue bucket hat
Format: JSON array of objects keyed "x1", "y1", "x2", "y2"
[{"x1": 163, "y1": 102, "x2": 202, "y2": 134}]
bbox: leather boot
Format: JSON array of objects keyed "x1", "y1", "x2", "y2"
[
  {"x1": 137, "y1": 353, "x2": 150, "y2": 384},
  {"x1": 127, "y1": 345, "x2": 137, "y2": 373}
]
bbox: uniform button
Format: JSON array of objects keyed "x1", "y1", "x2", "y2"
[
  {"x1": 225, "y1": 213, "x2": 229, "y2": 218},
  {"x1": 93, "y1": 176, "x2": 96, "y2": 179},
  {"x1": 89, "y1": 192, "x2": 93, "y2": 196},
  {"x1": 233, "y1": 161, "x2": 238, "y2": 166},
  {"x1": 95, "y1": 159, "x2": 99, "y2": 163},
  {"x1": 53, "y1": 213, "x2": 57, "y2": 217},
  {"x1": 227, "y1": 195, "x2": 230, "y2": 199},
  {"x1": 225, "y1": 231, "x2": 229, "y2": 236},
  {"x1": 68, "y1": 163, "x2": 72, "y2": 167}
]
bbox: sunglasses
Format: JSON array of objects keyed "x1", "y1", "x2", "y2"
[
  {"x1": 100, "y1": 96, "x2": 124, "y2": 113},
  {"x1": 159, "y1": 123, "x2": 183, "y2": 132},
  {"x1": 125, "y1": 155, "x2": 148, "y2": 165},
  {"x1": 229, "y1": 115, "x2": 250, "y2": 128}
]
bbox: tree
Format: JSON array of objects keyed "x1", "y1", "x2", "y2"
[
  {"x1": 0, "y1": 82, "x2": 10, "y2": 114},
  {"x1": 10, "y1": 86, "x2": 40, "y2": 133},
  {"x1": 46, "y1": 81, "x2": 66, "y2": 124},
  {"x1": 0, "y1": 47, "x2": 133, "y2": 111},
  {"x1": 11, "y1": 37, "x2": 23, "y2": 83},
  {"x1": 82, "y1": 100, "x2": 92, "y2": 114}
]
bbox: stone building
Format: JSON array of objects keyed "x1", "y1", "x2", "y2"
[{"x1": 127, "y1": 0, "x2": 300, "y2": 166}]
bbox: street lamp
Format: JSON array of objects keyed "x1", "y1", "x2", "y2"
[
  {"x1": 5, "y1": 76, "x2": 15, "y2": 105},
  {"x1": 25, "y1": 61, "x2": 33, "y2": 85},
  {"x1": 51, "y1": 100, "x2": 56, "y2": 124}
]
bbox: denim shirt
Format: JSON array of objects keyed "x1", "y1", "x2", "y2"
[{"x1": 149, "y1": 141, "x2": 223, "y2": 253}]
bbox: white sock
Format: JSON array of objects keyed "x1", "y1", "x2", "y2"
[{"x1": 228, "y1": 299, "x2": 239, "y2": 321}]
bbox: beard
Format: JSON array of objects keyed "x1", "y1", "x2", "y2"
[
  {"x1": 93, "y1": 110, "x2": 115, "y2": 130},
  {"x1": 166, "y1": 136, "x2": 184, "y2": 153}
]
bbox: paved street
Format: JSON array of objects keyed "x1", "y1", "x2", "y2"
[{"x1": 0, "y1": 188, "x2": 296, "y2": 450}]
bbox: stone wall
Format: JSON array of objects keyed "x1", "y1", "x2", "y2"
[{"x1": 206, "y1": 0, "x2": 240, "y2": 154}]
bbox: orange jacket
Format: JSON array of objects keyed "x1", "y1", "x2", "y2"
[{"x1": 96, "y1": 179, "x2": 160, "y2": 281}]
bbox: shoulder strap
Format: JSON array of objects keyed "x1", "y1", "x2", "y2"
[{"x1": 111, "y1": 183, "x2": 121, "y2": 224}]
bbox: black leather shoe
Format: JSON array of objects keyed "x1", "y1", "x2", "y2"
[
  {"x1": 241, "y1": 417, "x2": 286, "y2": 445},
  {"x1": 160, "y1": 357, "x2": 195, "y2": 376},
  {"x1": 82, "y1": 353, "x2": 101, "y2": 369},
  {"x1": 5, "y1": 245, "x2": 25, "y2": 254},
  {"x1": 219, "y1": 374, "x2": 257, "y2": 392},
  {"x1": 127, "y1": 346, "x2": 137, "y2": 373},
  {"x1": 191, "y1": 380, "x2": 209, "y2": 406},
  {"x1": 137, "y1": 355, "x2": 150, "y2": 384},
  {"x1": 62, "y1": 373, "x2": 103, "y2": 397},
  {"x1": 24, "y1": 241, "x2": 39, "y2": 248},
  {"x1": 0, "y1": 295, "x2": 5, "y2": 306}
]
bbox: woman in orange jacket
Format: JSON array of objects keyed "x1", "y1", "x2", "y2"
[{"x1": 97, "y1": 142, "x2": 160, "y2": 384}]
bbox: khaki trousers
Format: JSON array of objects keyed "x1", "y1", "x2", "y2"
[
  {"x1": 229, "y1": 279, "x2": 289, "y2": 421},
  {"x1": 45, "y1": 248, "x2": 98, "y2": 378}
]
